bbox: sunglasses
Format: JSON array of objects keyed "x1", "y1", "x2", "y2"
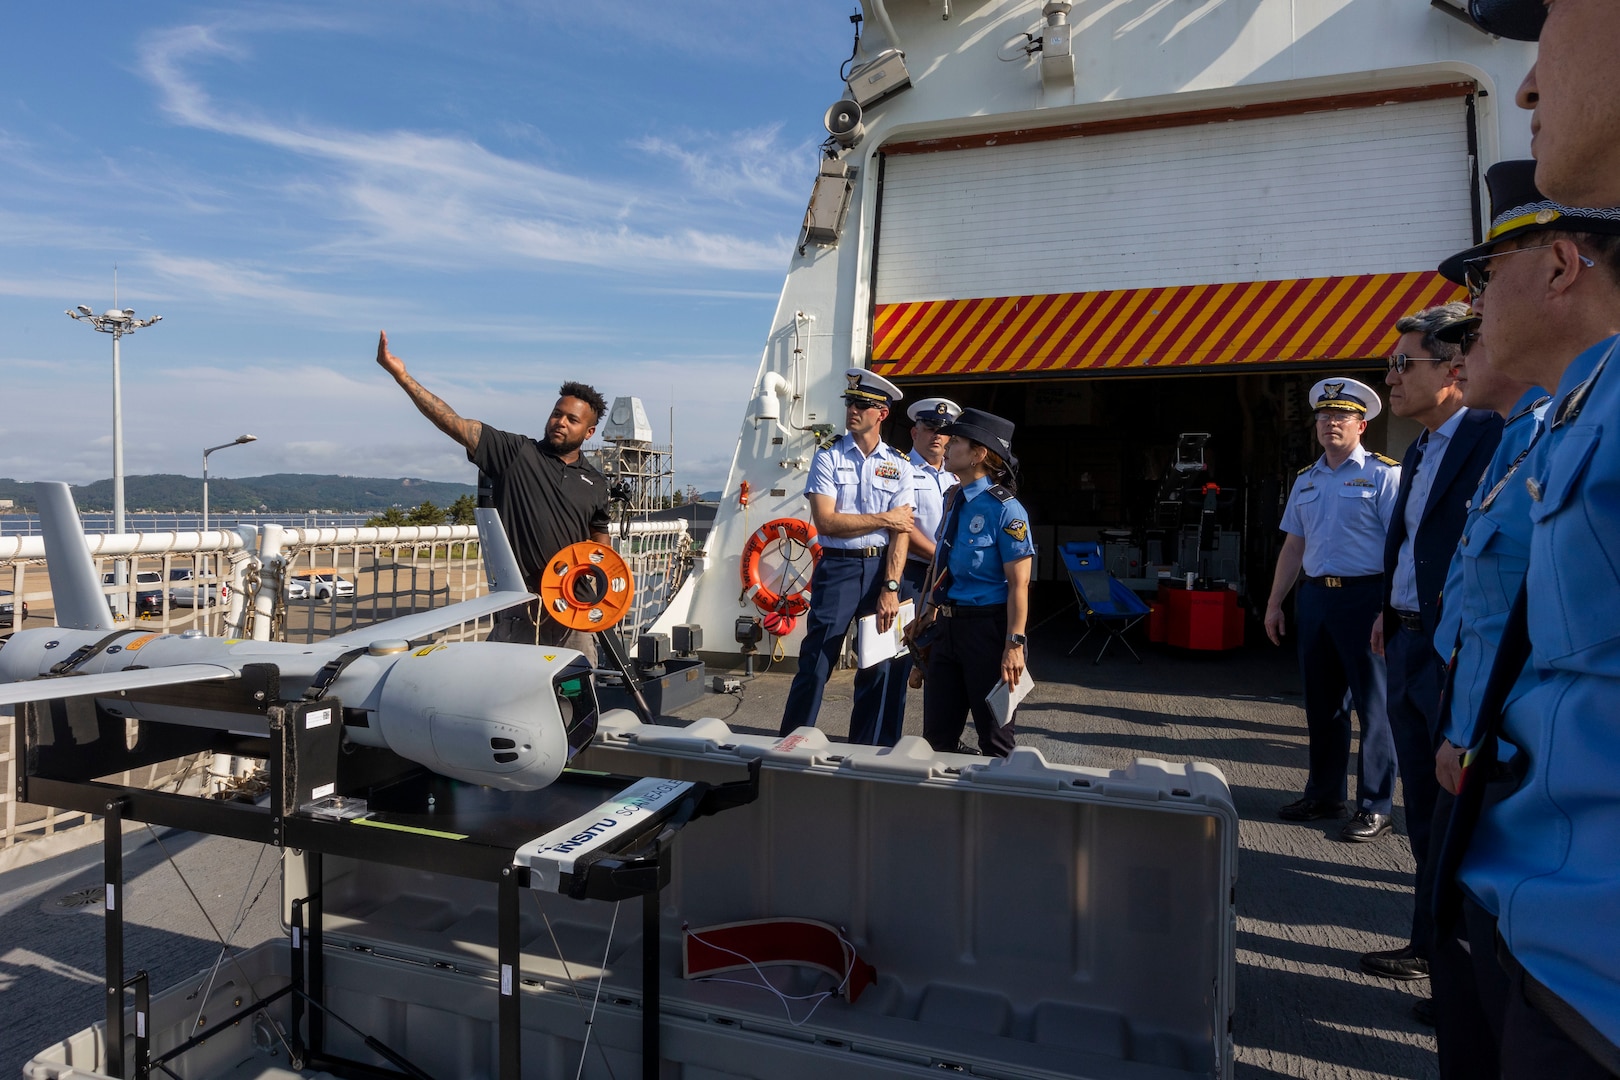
[
  {"x1": 843, "y1": 397, "x2": 883, "y2": 411},
  {"x1": 1386, "y1": 353, "x2": 1449, "y2": 374},
  {"x1": 1463, "y1": 244, "x2": 1595, "y2": 299}
]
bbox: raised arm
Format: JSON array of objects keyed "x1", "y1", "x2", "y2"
[{"x1": 376, "y1": 331, "x2": 483, "y2": 452}]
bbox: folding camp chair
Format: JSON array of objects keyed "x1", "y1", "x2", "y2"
[{"x1": 1060, "y1": 541, "x2": 1151, "y2": 664}]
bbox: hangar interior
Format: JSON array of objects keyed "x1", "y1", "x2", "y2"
[{"x1": 887, "y1": 366, "x2": 1414, "y2": 612}]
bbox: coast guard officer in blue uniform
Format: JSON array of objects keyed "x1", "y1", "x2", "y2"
[
  {"x1": 921, "y1": 409, "x2": 1035, "y2": 758},
  {"x1": 880, "y1": 397, "x2": 961, "y2": 735},
  {"x1": 1265, "y1": 378, "x2": 1401, "y2": 833},
  {"x1": 1436, "y1": 160, "x2": 1620, "y2": 1078},
  {"x1": 779, "y1": 369, "x2": 915, "y2": 744}
]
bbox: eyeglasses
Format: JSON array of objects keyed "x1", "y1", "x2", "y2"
[
  {"x1": 1455, "y1": 330, "x2": 1480, "y2": 356},
  {"x1": 1463, "y1": 244, "x2": 1595, "y2": 299},
  {"x1": 843, "y1": 397, "x2": 882, "y2": 411},
  {"x1": 915, "y1": 419, "x2": 949, "y2": 431},
  {"x1": 1387, "y1": 353, "x2": 1449, "y2": 374},
  {"x1": 1315, "y1": 412, "x2": 1363, "y2": 427}
]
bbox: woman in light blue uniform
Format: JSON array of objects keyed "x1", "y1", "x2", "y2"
[{"x1": 919, "y1": 409, "x2": 1035, "y2": 757}]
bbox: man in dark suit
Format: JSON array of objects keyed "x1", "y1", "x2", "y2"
[{"x1": 1359, "y1": 303, "x2": 1504, "y2": 993}]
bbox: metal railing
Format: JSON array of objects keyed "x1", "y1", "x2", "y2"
[{"x1": 0, "y1": 518, "x2": 690, "y2": 857}]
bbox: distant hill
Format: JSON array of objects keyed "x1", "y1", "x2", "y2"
[{"x1": 0, "y1": 474, "x2": 477, "y2": 513}]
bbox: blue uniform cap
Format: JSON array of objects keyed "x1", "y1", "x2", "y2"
[{"x1": 1467, "y1": 0, "x2": 1545, "y2": 41}]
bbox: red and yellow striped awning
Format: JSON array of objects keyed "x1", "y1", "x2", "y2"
[{"x1": 870, "y1": 272, "x2": 1465, "y2": 378}]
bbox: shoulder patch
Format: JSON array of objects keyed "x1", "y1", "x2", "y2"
[
  {"x1": 1372, "y1": 452, "x2": 1400, "y2": 467},
  {"x1": 986, "y1": 484, "x2": 1016, "y2": 503},
  {"x1": 1002, "y1": 519, "x2": 1028, "y2": 543}
]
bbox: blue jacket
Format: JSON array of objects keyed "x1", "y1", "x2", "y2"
[
  {"x1": 1461, "y1": 335, "x2": 1620, "y2": 1047},
  {"x1": 1382, "y1": 408, "x2": 1503, "y2": 636}
]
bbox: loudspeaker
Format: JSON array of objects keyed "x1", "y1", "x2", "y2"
[{"x1": 823, "y1": 98, "x2": 864, "y2": 148}]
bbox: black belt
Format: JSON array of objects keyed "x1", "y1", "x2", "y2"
[
  {"x1": 937, "y1": 603, "x2": 1003, "y2": 618},
  {"x1": 1304, "y1": 573, "x2": 1381, "y2": 588},
  {"x1": 820, "y1": 546, "x2": 887, "y2": 559},
  {"x1": 1394, "y1": 610, "x2": 1424, "y2": 633}
]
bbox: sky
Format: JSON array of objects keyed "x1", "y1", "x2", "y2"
[{"x1": 0, "y1": 2, "x2": 854, "y2": 495}]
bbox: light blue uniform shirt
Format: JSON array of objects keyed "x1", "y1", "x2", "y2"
[
  {"x1": 907, "y1": 449, "x2": 955, "y2": 565},
  {"x1": 1461, "y1": 335, "x2": 1620, "y2": 1046},
  {"x1": 1435, "y1": 389, "x2": 1550, "y2": 751},
  {"x1": 935, "y1": 476, "x2": 1036, "y2": 606},
  {"x1": 1391, "y1": 406, "x2": 1468, "y2": 612},
  {"x1": 1279, "y1": 445, "x2": 1401, "y2": 577},
  {"x1": 803, "y1": 433, "x2": 914, "y2": 550}
]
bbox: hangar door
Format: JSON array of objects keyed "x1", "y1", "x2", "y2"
[{"x1": 870, "y1": 88, "x2": 1475, "y2": 379}]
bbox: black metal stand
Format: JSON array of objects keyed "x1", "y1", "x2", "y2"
[{"x1": 104, "y1": 799, "x2": 124, "y2": 1080}]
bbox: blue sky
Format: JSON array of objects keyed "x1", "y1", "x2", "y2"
[{"x1": 0, "y1": 2, "x2": 852, "y2": 495}]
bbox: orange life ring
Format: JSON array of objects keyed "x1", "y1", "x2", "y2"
[
  {"x1": 740, "y1": 517, "x2": 821, "y2": 617},
  {"x1": 539, "y1": 541, "x2": 635, "y2": 631}
]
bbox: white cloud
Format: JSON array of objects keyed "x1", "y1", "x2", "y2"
[{"x1": 135, "y1": 19, "x2": 798, "y2": 274}]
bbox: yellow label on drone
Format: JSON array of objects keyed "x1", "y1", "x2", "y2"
[{"x1": 414, "y1": 644, "x2": 447, "y2": 657}]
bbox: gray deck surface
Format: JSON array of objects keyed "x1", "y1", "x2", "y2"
[{"x1": 0, "y1": 629, "x2": 1437, "y2": 1078}]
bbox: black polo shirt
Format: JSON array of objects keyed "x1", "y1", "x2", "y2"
[{"x1": 469, "y1": 425, "x2": 612, "y2": 587}]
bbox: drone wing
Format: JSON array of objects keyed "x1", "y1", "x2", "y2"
[{"x1": 0, "y1": 664, "x2": 238, "y2": 708}]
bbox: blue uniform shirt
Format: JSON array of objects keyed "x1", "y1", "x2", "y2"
[
  {"x1": 936, "y1": 476, "x2": 1036, "y2": 606},
  {"x1": 1460, "y1": 335, "x2": 1620, "y2": 1046},
  {"x1": 907, "y1": 449, "x2": 955, "y2": 564},
  {"x1": 1279, "y1": 445, "x2": 1401, "y2": 577},
  {"x1": 1435, "y1": 388, "x2": 1550, "y2": 750},
  {"x1": 804, "y1": 434, "x2": 915, "y2": 550}
]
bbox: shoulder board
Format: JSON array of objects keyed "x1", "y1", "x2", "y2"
[
  {"x1": 1372, "y1": 453, "x2": 1400, "y2": 467},
  {"x1": 986, "y1": 484, "x2": 1015, "y2": 503},
  {"x1": 1295, "y1": 464, "x2": 1312, "y2": 476}
]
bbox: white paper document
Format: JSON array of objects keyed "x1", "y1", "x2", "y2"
[
  {"x1": 986, "y1": 666, "x2": 1036, "y2": 727},
  {"x1": 855, "y1": 600, "x2": 916, "y2": 669}
]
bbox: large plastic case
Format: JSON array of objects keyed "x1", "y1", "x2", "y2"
[{"x1": 27, "y1": 712, "x2": 1238, "y2": 1080}]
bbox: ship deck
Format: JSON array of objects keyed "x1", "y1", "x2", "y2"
[{"x1": 0, "y1": 631, "x2": 1437, "y2": 1079}]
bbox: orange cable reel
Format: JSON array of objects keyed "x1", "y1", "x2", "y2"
[
  {"x1": 539, "y1": 541, "x2": 635, "y2": 631},
  {"x1": 740, "y1": 516, "x2": 821, "y2": 626}
]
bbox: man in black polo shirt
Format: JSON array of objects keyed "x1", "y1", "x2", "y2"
[{"x1": 376, "y1": 331, "x2": 610, "y2": 650}]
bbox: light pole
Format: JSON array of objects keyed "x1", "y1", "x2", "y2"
[
  {"x1": 203, "y1": 435, "x2": 258, "y2": 534},
  {"x1": 67, "y1": 302, "x2": 162, "y2": 608}
]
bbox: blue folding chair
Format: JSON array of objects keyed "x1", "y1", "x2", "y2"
[{"x1": 1060, "y1": 541, "x2": 1150, "y2": 664}]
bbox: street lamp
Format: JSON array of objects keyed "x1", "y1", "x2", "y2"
[
  {"x1": 202, "y1": 435, "x2": 258, "y2": 533},
  {"x1": 67, "y1": 301, "x2": 162, "y2": 608}
]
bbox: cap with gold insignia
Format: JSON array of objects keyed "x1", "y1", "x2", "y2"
[
  {"x1": 1440, "y1": 161, "x2": 1620, "y2": 285},
  {"x1": 906, "y1": 397, "x2": 962, "y2": 427},
  {"x1": 842, "y1": 367, "x2": 904, "y2": 408},
  {"x1": 1308, "y1": 377, "x2": 1382, "y2": 422}
]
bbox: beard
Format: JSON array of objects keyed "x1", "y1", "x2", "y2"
[{"x1": 546, "y1": 428, "x2": 586, "y2": 455}]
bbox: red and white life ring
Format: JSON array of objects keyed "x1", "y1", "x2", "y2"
[{"x1": 740, "y1": 517, "x2": 821, "y2": 617}]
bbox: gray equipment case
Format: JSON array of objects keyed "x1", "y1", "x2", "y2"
[{"x1": 27, "y1": 712, "x2": 1238, "y2": 1080}]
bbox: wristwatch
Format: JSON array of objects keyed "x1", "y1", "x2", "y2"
[
  {"x1": 883, "y1": 578, "x2": 900, "y2": 592},
  {"x1": 1007, "y1": 633, "x2": 1028, "y2": 647}
]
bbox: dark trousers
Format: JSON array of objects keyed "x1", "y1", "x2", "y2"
[
  {"x1": 1295, "y1": 579, "x2": 1396, "y2": 812},
  {"x1": 779, "y1": 553, "x2": 895, "y2": 741},
  {"x1": 488, "y1": 606, "x2": 597, "y2": 660},
  {"x1": 922, "y1": 611, "x2": 1017, "y2": 757},
  {"x1": 1431, "y1": 810, "x2": 1507, "y2": 1079},
  {"x1": 1501, "y1": 962, "x2": 1620, "y2": 1080},
  {"x1": 869, "y1": 559, "x2": 932, "y2": 746},
  {"x1": 1387, "y1": 621, "x2": 1444, "y2": 954}
]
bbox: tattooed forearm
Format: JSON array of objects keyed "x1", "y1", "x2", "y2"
[{"x1": 399, "y1": 371, "x2": 482, "y2": 450}]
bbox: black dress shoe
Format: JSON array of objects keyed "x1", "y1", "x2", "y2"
[
  {"x1": 1361, "y1": 945, "x2": 1430, "y2": 980},
  {"x1": 1340, "y1": 809, "x2": 1391, "y2": 841},
  {"x1": 1277, "y1": 796, "x2": 1348, "y2": 821},
  {"x1": 1411, "y1": 996, "x2": 1435, "y2": 1026}
]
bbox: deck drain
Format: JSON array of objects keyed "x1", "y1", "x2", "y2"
[{"x1": 41, "y1": 885, "x2": 122, "y2": 916}]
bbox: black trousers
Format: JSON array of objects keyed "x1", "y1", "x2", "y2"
[
  {"x1": 1387, "y1": 621, "x2": 1444, "y2": 955},
  {"x1": 922, "y1": 612, "x2": 1017, "y2": 757}
]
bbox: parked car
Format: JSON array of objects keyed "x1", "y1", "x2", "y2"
[
  {"x1": 0, "y1": 589, "x2": 25, "y2": 628},
  {"x1": 168, "y1": 567, "x2": 228, "y2": 608},
  {"x1": 102, "y1": 571, "x2": 166, "y2": 617},
  {"x1": 289, "y1": 569, "x2": 355, "y2": 600}
]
